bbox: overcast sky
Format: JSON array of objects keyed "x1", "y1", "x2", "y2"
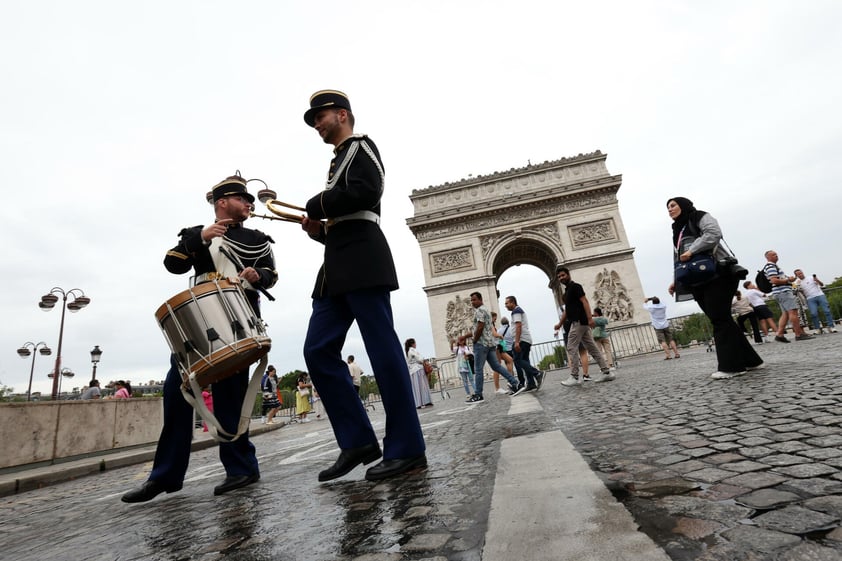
[{"x1": 2, "y1": 1, "x2": 840, "y2": 396}]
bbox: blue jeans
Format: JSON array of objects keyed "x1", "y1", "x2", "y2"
[
  {"x1": 473, "y1": 343, "x2": 519, "y2": 396},
  {"x1": 807, "y1": 294, "x2": 835, "y2": 329},
  {"x1": 513, "y1": 341, "x2": 541, "y2": 386},
  {"x1": 458, "y1": 369, "x2": 475, "y2": 395}
]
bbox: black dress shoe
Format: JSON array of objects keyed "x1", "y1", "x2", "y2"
[
  {"x1": 365, "y1": 455, "x2": 428, "y2": 481},
  {"x1": 318, "y1": 443, "x2": 382, "y2": 482},
  {"x1": 121, "y1": 480, "x2": 182, "y2": 503},
  {"x1": 213, "y1": 473, "x2": 260, "y2": 496}
]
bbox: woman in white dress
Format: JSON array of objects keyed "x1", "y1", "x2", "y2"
[{"x1": 404, "y1": 338, "x2": 432, "y2": 409}]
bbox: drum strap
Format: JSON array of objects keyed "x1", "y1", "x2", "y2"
[{"x1": 180, "y1": 354, "x2": 268, "y2": 443}]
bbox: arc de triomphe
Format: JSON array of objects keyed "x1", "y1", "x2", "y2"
[{"x1": 406, "y1": 150, "x2": 647, "y2": 360}]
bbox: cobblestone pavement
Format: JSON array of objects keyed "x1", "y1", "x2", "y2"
[
  {"x1": 1, "y1": 333, "x2": 842, "y2": 560},
  {"x1": 549, "y1": 333, "x2": 842, "y2": 561}
]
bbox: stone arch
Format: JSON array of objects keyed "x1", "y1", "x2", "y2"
[{"x1": 406, "y1": 151, "x2": 647, "y2": 360}]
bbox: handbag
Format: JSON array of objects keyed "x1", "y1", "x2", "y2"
[
  {"x1": 674, "y1": 254, "x2": 717, "y2": 287},
  {"x1": 423, "y1": 361, "x2": 433, "y2": 375}
]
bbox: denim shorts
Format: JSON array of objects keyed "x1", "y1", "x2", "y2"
[{"x1": 773, "y1": 289, "x2": 798, "y2": 312}]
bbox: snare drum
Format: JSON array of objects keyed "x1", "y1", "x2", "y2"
[{"x1": 155, "y1": 278, "x2": 271, "y2": 388}]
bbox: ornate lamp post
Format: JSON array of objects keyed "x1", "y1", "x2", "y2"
[
  {"x1": 90, "y1": 345, "x2": 102, "y2": 382},
  {"x1": 17, "y1": 341, "x2": 52, "y2": 401},
  {"x1": 47, "y1": 367, "x2": 75, "y2": 398},
  {"x1": 39, "y1": 287, "x2": 91, "y2": 401}
]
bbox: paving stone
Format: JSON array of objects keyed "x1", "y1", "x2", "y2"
[
  {"x1": 798, "y1": 448, "x2": 842, "y2": 461},
  {"x1": 774, "y1": 541, "x2": 842, "y2": 561},
  {"x1": 685, "y1": 467, "x2": 739, "y2": 484},
  {"x1": 803, "y1": 496, "x2": 842, "y2": 519},
  {"x1": 753, "y1": 506, "x2": 839, "y2": 535},
  {"x1": 772, "y1": 463, "x2": 838, "y2": 479},
  {"x1": 690, "y1": 483, "x2": 750, "y2": 501},
  {"x1": 719, "y1": 460, "x2": 769, "y2": 474},
  {"x1": 723, "y1": 471, "x2": 789, "y2": 489},
  {"x1": 738, "y1": 436, "x2": 775, "y2": 446},
  {"x1": 672, "y1": 516, "x2": 724, "y2": 539},
  {"x1": 806, "y1": 435, "x2": 842, "y2": 447},
  {"x1": 719, "y1": 525, "x2": 802, "y2": 553},
  {"x1": 781, "y1": 477, "x2": 842, "y2": 497},
  {"x1": 707, "y1": 452, "x2": 746, "y2": 465},
  {"x1": 739, "y1": 446, "x2": 775, "y2": 459},
  {"x1": 657, "y1": 495, "x2": 752, "y2": 524},
  {"x1": 762, "y1": 454, "x2": 813, "y2": 466},
  {"x1": 768, "y1": 441, "x2": 814, "y2": 453},
  {"x1": 734, "y1": 488, "x2": 802, "y2": 509}
]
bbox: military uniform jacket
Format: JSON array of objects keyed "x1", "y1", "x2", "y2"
[
  {"x1": 164, "y1": 223, "x2": 277, "y2": 313},
  {"x1": 305, "y1": 134, "x2": 399, "y2": 299}
]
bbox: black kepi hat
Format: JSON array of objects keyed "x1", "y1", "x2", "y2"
[
  {"x1": 304, "y1": 89, "x2": 351, "y2": 127},
  {"x1": 210, "y1": 172, "x2": 255, "y2": 204}
]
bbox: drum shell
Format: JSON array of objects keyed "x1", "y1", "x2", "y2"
[{"x1": 156, "y1": 279, "x2": 271, "y2": 387}]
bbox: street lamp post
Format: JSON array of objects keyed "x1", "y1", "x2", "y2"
[
  {"x1": 90, "y1": 345, "x2": 102, "y2": 382},
  {"x1": 39, "y1": 287, "x2": 91, "y2": 401},
  {"x1": 17, "y1": 341, "x2": 52, "y2": 401},
  {"x1": 47, "y1": 367, "x2": 75, "y2": 398}
]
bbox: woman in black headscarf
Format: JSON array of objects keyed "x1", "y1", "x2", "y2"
[{"x1": 667, "y1": 197, "x2": 762, "y2": 379}]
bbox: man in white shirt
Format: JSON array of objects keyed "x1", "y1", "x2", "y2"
[
  {"x1": 794, "y1": 269, "x2": 837, "y2": 334},
  {"x1": 347, "y1": 355, "x2": 364, "y2": 396},
  {"x1": 742, "y1": 281, "x2": 778, "y2": 337},
  {"x1": 643, "y1": 297, "x2": 681, "y2": 359}
]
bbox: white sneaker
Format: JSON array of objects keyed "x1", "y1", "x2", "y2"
[
  {"x1": 561, "y1": 375, "x2": 581, "y2": 386},
  {"x1": 829, "y1": 328, "x2": 838, "y2": 333},
  {"x1": 710, "y1": 371, "x2": 746, "y2": 379},
  {"x1": 495, "y1": 388, "x2": 509, "y2": 395},
  {"x1": 300, "y1": 418, "x2": 311, "y2": 423},
  {"x1": 593, "y1": 371, "x2": 616, "y2": 383}
]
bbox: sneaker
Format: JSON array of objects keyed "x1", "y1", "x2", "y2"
[
  {"x1": 535, "y1": 371, "x2": 545, "y2": 389},
  {"x1": 795, "y1": 334, "x2": 814, "y2": 341},
  {"x1": 710, "y1": 371, "x2": 746, "y2": 379},
  {"x1": 511, "y1": 385, "x2": 529, "y2": 396},
  {"x1": 466, "y1": 394, "x2": 485, "y2": 404},
  {"x1": 830, "y1": 328, "x2": 838, "y2": 333},
  {"x1": 774, "y1": 335, "x2": 790, "y2": 343},
  {"x1": 581, "y1": 375, "x2": 592, "y2": 382},
  {"x1": 746, "y1": 363, "x2": 765, "y2": 371},
  {"x1": 560, "y1": 375, "x2": 580, "y2": 386},
  {"x1": 508, "y1": 383, "x2": 521, "y2": 394},
  {"x1": 522, "y1": 384, "x2": 538, "y2": 393},
  {"x1": 301, "y1": 418, "x2": 312, "y2": 423},
  {"x1": 465, "y1": 394, "x2": 477, "y2": 403},
  {"x1": 495, "y1": 388, "x2": 509, "y2": 395},
  {"x1": 594, "y1": 371, "x2": 616, "y2": 383}
]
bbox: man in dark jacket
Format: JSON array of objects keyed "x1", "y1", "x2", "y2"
[
  {"x1": 301, "y1": 90, "x2": 426, "y2": 482},
  {"x1": 122, "y1": 174, "x2": 276, "y2": 502}
]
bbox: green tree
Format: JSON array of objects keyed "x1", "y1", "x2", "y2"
[
  {"x1": 537, "y1": 345, "x2": 567, "y2": 370},
  {"x1": 672, "y1": 313, "x2": 713, "y2": 346}
]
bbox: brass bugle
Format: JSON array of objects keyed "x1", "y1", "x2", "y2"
[{"x1": 249, "y1": 211, "x2": 302, "y2": 224}]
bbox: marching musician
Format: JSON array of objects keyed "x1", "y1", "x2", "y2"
[
  {"x1": 300, "y1": 90, "x2": 427, "y2": 482},
  {"x1": 122, "y1": 174, "x2": 277, "y2": 503}
]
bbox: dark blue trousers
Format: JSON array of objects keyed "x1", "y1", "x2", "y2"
[
  {"x1": 303, "y1": 288, "x2": 425, "y2": 461},
  {"x1": 148, "y1": 355, "x2": 259, "y2": 487}
]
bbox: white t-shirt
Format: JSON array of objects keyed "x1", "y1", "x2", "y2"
[
  {"x1": 510, "y1": 306, "x2": 533, "y2": 344},
  {"x1": 347, "y1": 362, "x2": 363, "y2": 386},
  {"x1": 643, "y1": 302, "x2": 670, "y2": 330},
  {"x1": 796, "y1": 277, "x2": 824, "y2": 299},
  {"x1": 744, "y1": 288, "x2": 768, "y2": 307}
]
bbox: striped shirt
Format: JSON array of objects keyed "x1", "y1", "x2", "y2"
[{"x1": 763, "y1": 262, "x2": 791, "y2": 294}]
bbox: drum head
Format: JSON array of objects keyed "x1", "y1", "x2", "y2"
[{"x1": 187, "y1": 337, "x2": 272, "y2": 388}]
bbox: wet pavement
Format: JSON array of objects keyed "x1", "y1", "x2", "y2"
[{"x1": 2, "y1": 333, "x2": 842, "y2": 560}]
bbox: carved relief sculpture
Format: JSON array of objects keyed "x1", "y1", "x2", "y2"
[
  {"x1": 445, "y1": 295, "x2": 475, "y2": 343},
  {"x1": 431, "y1": 247, "x2": 474, "y2": 275},
  {"x1": 592, "y1": 268, "x2": 634, "y2": 322},
  {"x1": 569, "y1": 220, "x2": 617, "y2": 248}
]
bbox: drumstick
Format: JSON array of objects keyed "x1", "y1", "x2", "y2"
[{"x1": 218, "y1": 245, "x2": 276, "y2": 302}]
